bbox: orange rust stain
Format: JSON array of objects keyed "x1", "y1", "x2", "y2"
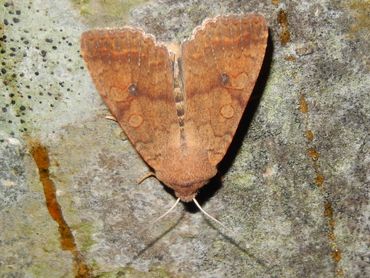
[
  {"x1": 299, "y1": 95, "x2": 309, "y2": 113},
  {"x1": 280, "y1": 30, "x2": 291, "y2": 45},
  {"x1": 324, "y1": 201, "x2": 343, "y2": 274},
  {"x1": 315, "y1": 174, "x2": 324, "y2": 187},
  {"x1": 324, "y1": 202, "x2": 333, "y2": 218},
  {"x1": 327, "y1": 227, "x2": 336, "y2": 241},
  {"x1": 298, "y1": 92, "x2": 343, "y2": 275},
  {"x1": 305, "y1": 130, "x2": 314, "y2": 142},
  {"x1": 272, "y1": 0, "x2": 280, "y2": 6},
  {"x1": 307, "y1": 148, "x2": 320, "y2": 161},
  {"x1": 277, "y1": 9, "x2": 291, "y2": 46},
  {"x1": 284, "y1": 54, "x2": 296, "y2": 61},
  {"x1": 324, "y1": 202, "x2": 337, "y2": 240},
  {"x1": 332, "y1": 249, "x2": 342, "y2": 262},
  {"x1": 30, "y1": 142, "x2": 91, "y2": 278}
]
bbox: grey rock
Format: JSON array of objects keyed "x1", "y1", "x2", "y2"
[{"x1": 0, "y1": 0, "x2": 368, "y2": 277}]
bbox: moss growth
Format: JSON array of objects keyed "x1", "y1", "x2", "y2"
[
  {"x1": 72, "y1": 0, "x2": 149, "y2": 25},
  {"x1": 348, "y1": 0, "x2": 370, "y2": 34},
  {"x1": 96, "y1": 266, "x2": 175, "y2": 278},
  {"x1": 72, "y1": 220, "x2": 95, "y2": 253}
]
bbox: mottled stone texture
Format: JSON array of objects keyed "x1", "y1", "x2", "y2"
[{"x1": 0, "y1": 0, "x2": 368, "y2": 277}]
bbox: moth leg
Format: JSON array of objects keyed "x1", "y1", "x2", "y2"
[
  {"x1": 105, "y1": 115, "x2": 117, "y2": 122},
  {"x1": 137, "y1": 172, "x2": 156, "y2": 184}
]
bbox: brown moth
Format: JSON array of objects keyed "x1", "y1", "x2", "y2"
[{"x1": 80, "y1": 15, "x2": 268, "y2": 203}]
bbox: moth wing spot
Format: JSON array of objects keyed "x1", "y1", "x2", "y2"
[
  {"x1": 128, "y1": 114, "x2": 144, "y2": 128},
  {"x1": 128, "y1": 83, "x2": 138, "y2": 96},
  {"x1": 220, "y1": 104, "x2": 234, "y2": 119},
  {"x1": 220, "y1": 72, "x2": 230, "y2": 85}
]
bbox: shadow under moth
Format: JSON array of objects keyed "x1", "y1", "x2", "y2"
[{"x1": 80, "y1": 14, "x2": 268, "y2": 225}]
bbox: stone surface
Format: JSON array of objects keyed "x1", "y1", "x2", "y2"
[{"x1": 0, "y1": 0, "x2": 368, "y2": 277}]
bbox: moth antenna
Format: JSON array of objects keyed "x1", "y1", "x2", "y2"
[
  {"x1": 104, "y1": 115, "x2": 117, "y2": 121},
  {"x1": 137, "y1": 172, "x2": 156, "y2": 184},
  {"x1": 151, "y1": 197, "x2": 180, "y2": 225},
  {"x1": 138, "y1": 198, "x2": 180, "y2": 235},
  {"x1": 193, "y1": 198, "x2": 231, "y2": 232}
]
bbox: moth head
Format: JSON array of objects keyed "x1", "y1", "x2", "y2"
[
  {"x1": 156, "y1": 154, "x2": 217, "y2": 202},
  {"x1": 162, "y1": 180, "x2": 208, "y2": 202},
  {"x1": 172, "y1": 181, "x2": 207, "y2": 202}
]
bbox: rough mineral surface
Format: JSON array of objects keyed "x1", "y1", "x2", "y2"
[{"x1": 0, "y1": 0, "x2": 368, "y2": 277}]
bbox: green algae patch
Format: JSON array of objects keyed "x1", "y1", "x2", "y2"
[{"x1": 96, "y1": 266, "x2": 176, "y2": 278}]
